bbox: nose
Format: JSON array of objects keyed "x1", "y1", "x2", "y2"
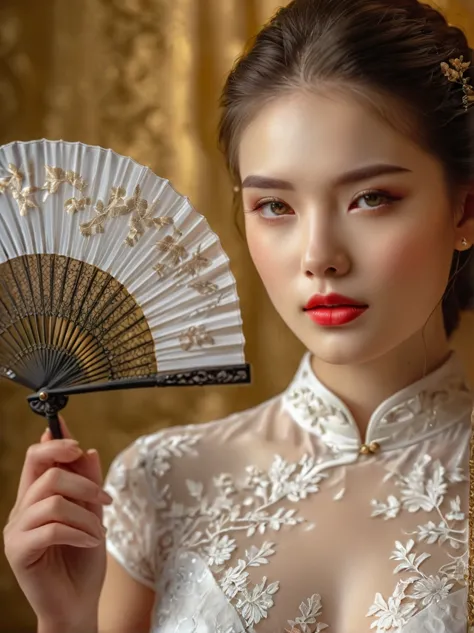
[{"x1": 301, "y1": 217, "x2": 351, "y2": 279}]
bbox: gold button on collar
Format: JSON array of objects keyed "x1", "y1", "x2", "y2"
[{"x1": 360, "y1": 441, "x2": 380, "y2": 455}]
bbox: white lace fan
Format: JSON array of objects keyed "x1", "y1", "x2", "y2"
[{"x1": 0, "y1": 139, "x2": 250, "y2": 439}]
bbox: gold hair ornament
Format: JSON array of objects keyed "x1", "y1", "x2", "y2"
[{"x1": 440, "y1": 56, "x2": 474, "y2": 111}]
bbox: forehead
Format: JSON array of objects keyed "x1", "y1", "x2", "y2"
[{"x1": 237, "y1": 90, "x2": 437, "y2": 184}]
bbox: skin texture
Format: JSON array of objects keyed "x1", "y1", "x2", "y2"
[{"x1": 239, "y1": 89, "x2": 474, "y2": 432}]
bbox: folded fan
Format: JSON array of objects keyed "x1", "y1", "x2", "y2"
[{"x1": 0, "y1": 140, "x2": 250, "y2": 439}]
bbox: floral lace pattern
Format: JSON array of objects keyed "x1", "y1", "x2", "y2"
[
  {"x1": 286, "y1": 386, "x2": 351, "y2": 430},
  {"x1": 154, "y1": 453, "x2": 326, "y2": 628},
  {"x1": 283, "y1": 353, "x2": 472, "y2": 453},
  {"x1": 367, "y1": 455, "x2": 467, "y2": 631},
  {"x1": 285, "y1": 595, "x2": 329, "y2": 632},
  {"x1": 103, "y1": 352, "x2": 471, "y2": 633}
]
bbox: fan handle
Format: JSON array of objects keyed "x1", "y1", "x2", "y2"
[
  {"x1": 26, "y1": 365, "x2": 251, "y2": 440},
  {"x1": 29, "y1": 392, "x2": 68, "y2": 439}
]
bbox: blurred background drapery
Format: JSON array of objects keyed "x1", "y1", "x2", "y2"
[{"x1": 0, "y1": 0, "x2": 473, "y2": 630}]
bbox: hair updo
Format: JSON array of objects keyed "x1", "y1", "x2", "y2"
[{"x1": 218, "y1": 0, "x2": 474, "y2": 337}]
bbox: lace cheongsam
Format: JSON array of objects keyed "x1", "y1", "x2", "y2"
[{"x1": 103, "y1": 352, "x2": 472, "y2": 633}]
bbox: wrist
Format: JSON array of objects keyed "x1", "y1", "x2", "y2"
[{"x1": 37, "y1": 614, "x2": 98, "y2": 633}]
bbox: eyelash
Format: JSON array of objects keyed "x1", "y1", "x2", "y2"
[{"x1": 247, "y1": 190, "x2": 401, "y2": 219}]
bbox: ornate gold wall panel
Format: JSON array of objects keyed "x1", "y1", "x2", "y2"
[{"x1": 0, "y1": 1, "x2": 472, "y2": 630}]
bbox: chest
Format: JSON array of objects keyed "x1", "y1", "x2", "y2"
[{"x1": 155, "y1": 453, "x2": 469, "y2": 632}]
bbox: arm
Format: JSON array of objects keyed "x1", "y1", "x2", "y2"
[
  {"x1": 98, "y1": 552, "x2": 156, "y2": 633},
  {"x1": 97, "y1": 435, "x2": 165, "y2": 633}
]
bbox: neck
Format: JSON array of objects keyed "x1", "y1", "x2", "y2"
[{"x1": 310, "y1": 317, "x2": 452, "y2": 438}]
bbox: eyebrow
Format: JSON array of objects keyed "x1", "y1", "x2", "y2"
[{"x1": 241, "y1": 164, "x2": 412, "y2": 190}]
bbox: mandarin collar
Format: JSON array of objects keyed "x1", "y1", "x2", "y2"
[{"x1": 282, "y1": 352, "x2": 472, "y2": 457}]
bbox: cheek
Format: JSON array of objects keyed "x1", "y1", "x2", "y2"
[
  {"x1": 245, "y1": 219, "x2": 294, "y2": 290},
  {"x1": 368, "y1": 223, "x2": 453, "y2": 300}
]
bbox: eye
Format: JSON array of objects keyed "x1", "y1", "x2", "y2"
[
  {"x1": 253, "y1": 198, "x2": 294, "y2": 218},
  {"x1": 351, "y1": 190, "x2": 399, "y2": 211}
]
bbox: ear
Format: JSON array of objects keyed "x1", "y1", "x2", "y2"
[{"x1": 454, "y1": 187, "x2": 474, "y2": 251}]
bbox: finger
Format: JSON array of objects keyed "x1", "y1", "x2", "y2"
[
  {"x1": 58, "y1": 416, "x2": 73, "y2": 439},
  {"x1": 40, "y1": 427, "x2": 51, "y2": 443},
  {"x1": 39, "y1": 444, "x2": 105, "y2": 518},
  {"x1": 58, "y1": 448, "x2": 105, "y2": 517},
  {"x1": 41, "y1": 418, "x2": 72, "y2": 443},
  {"x1": 82, "y1": 449, "x2": 105, "y2": 520},
  {"x1": 18, "y1": 467, "x2": 113, "y2": 513},
  {"x1": 15, "y1": 440, "x2": 84, "y2": 507},
  {"x1": 85, "y1": 449, "x2": 103, "y2": 487},
  {"x1": 18, "y1": 495, "x2": 106, "y2": 541},
  {"x1": 6, "y1": 525, "x2": 102, "y2": 569}
]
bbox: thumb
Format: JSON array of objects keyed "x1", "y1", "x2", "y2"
[
  {"x1": 58, "y1": 415, "x2": 74, "y2": 440},
  {"x1": 44, "y1": 416, "x2": 74, "y2": 441},
  {"x1": 40, "y1": 417, "x2": 74, "y2": 443}
]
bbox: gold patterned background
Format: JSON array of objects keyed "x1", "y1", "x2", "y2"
[{"x1": 0, "y1": 1, "x2": 473, "y2": 630}]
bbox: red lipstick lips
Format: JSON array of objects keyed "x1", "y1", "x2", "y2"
[{"x1": 303, "y1": 293, "x2": 368, "y2": 326}]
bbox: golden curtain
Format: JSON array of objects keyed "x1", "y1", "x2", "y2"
[{"x1": 0, "y1": 1, "x2": 472, "y2": 630}]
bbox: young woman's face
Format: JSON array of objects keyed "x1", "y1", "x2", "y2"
[{"x1": 238, "y1": 90, "x2": 461, "y2": 365}]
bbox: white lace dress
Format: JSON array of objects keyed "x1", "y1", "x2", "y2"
[{"x1": 103, "y1": 352, "x2": 472, "y2": 633}]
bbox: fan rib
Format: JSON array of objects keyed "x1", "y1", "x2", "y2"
[
  {"x1": 18, "y1": 254, "x2": 42, "y2": 351},
  {"x1": 0, "y1": 140, "x2": 249, "y2": 398},
  {"x1": 0, "y1": 264, "x2": 35, "y2": 352}
]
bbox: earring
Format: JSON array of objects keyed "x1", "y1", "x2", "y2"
[{"x1": 461, "y1": 237, "x2": 469, "y2": 247}]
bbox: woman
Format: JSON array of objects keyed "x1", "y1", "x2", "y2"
[{"x1": 4, "y1": 0, "x2": 474, "y2": 631}]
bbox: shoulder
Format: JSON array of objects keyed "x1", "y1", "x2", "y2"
[{"x1": 106, "y1": 392, "x2": 287, "y2": 490}]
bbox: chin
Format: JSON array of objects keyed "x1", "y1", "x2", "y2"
[
  {"x1": 281, "y1": 305, "x2": 441, "y2": 368},
  {"x1": 289, "y1": 318, "x2": 401, "y2": 367},
  {"x1": 305, "y1": 338, "x2": 375, "y2": 366}
]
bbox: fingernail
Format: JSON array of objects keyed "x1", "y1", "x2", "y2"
[
  {"x1": 64, "y1": 439, "x2": 80, "y2": 448},
  {"x1": 102, "y1": 524, "x2": 108, "y2": 534},
  {"x1": 99, "y1": 489, "x2": 114, "y2": 504},
  {"x1": 82, "y1": 536, "x2": 101, "y2": 547}
]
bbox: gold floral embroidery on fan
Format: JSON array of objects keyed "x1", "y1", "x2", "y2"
[
  {"x1": 189, "y1": 281, "x2": 219, "y2": 295},
  {"x1": 0, "y1": 162, "x2": 174, "y2": 247},
  {"x1": 176, "y1": 246, "x2": 210, "y2": 278},
  {"x1": 153, "y1": 263, "x2": 169, "y2": 279},
  {"x1": 187, "y1": 290, "x2": 228, "y2": 320},
  {"x1": 0, "y1": 164, "x2": 91, "y2": 217},
  {"x1": 0, "y1": 164, "x2": 39, "y2": 216},
  {"x1": 65, "y1": 197, "x2": 92, "y2": 214},
  {"x1": 0, "y1": 161, "x2": 224, "y2": 348},
  {"x1": 43, "y1": 167, "x2": 91, "y2": 216},
  {"x1": 40, "y1": 164, "x2": 183, "y2": 247},
  {"x1": 0, "y1": 164, "x2": 23, "y2": 192},
  {"x1": 179, "y1": 325, "x2": 215, "y2": 351},
  {"x1": 42, "y1": 166, "x2": 87, "y2": 195},
  {"x1": 153, "y1": 215, "x2": 183, "y2": 237},
  {"x1": 80, "y1": 185, "x2": 167, "y2": 247},
  {"x1": 156, "y1": 235, "x2": 188, "y2": 265},
  {"x1": 153, "y1": 245, "x2": 211, "y2": 282}
]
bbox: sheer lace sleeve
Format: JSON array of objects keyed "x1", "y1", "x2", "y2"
[{"x1": 102, "y1": 435, "x2": 167, "y2": 590}]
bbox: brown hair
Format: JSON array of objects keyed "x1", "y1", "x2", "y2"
[{"x1": 218, "y1": 0, "x2": 474, "y2": 336}]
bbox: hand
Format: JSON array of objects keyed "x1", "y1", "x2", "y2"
[{"x1": 3, "y1": 418, "x2": 113, "y2": 631}]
